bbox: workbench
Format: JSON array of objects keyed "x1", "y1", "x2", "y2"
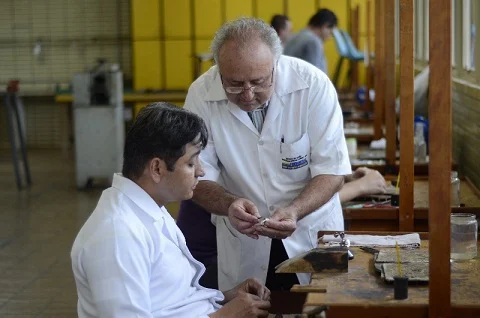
[
  {"x1": 301, "y1": 232, "x2": 480, "y2": 317},
  {"x1": 342, "y1": 178, "x2": 480, "y2": 231},
  {"x1": 344, "y1": 124, "x2": 375, "y2": 145},
  {"x1": 55, "y1": 91, "x2": 187, "y2": 104},
  {"x1": 350, "y1": 147, "x2": 458, "y2": 175},
  {"x1": 55, "y1": 91, "x2": 187, "y2": 153}
]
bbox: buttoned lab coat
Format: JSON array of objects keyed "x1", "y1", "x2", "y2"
[
  {"x1": 71, "y1": 174, "x2": 223, "y2": 318},
  {"x1": 185, "y1": 56, "x2": 352, "y2": 290}
]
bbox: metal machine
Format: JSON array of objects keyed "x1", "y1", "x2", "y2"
[{"x1": 72, "y1": 60, "x2": 124, "y2": 188}]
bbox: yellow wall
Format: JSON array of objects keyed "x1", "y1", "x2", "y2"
[
  {"x1": 131, "y1": 0, "x2": 375, "y2": 92},
  {"x1": 130, "y1": 0, "x2": 376, "y2": 217}
]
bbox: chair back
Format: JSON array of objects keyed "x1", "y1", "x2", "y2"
[
  {"x1": 332, "y1": 28, "x2": 350, "y2": 58},
  {"x1": 340, "y1": 30, "x2": 365, "y2": 60}
]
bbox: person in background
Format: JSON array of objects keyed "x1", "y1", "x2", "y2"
[
  {"x1": 182, "y1": 17, "x2": 351, "y2": 292},
  {"x1": 340, "y1": 167, "x2": 387, "y2": 203},
  {"x1": 270, "y1": 14, "x2": 293, "y2": 45},
  {"x1": 283, "y1": 8, "x2": 338, "y2": 74},
  {"x1": 395, "y1": 66, "x2": 430, "y2": 118},
  {"x1": 71, "y1": 102, "x2": 270, "y2": 318},
  {"x1": 177, "y1": 167, "x2": 387, "y2": 289}
]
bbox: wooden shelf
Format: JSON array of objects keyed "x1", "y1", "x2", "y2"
[{"x1": 55, "y1": 91, "x2": 187, "y2": 104}]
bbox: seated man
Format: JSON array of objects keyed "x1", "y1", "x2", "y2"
[
  {"x1": 177, "y1": 167, "x2": 386, "y2": 289},
  {"x1": 283, "y1": 8, "x2": 338, "y2": 74},
  {"x1": 71, "y1": 102, "x2": 270, "y2": 317},
  {"x1": 395, "y1": 66, "x2": 430, "y2": 118}
]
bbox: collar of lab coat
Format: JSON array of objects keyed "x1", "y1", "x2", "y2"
[
  {"x1": 203, "y1": 56, "x2": 309, "y2": 102},
  {"x1": 111, "y1": 173, "x2": 165, "y2": 222}
]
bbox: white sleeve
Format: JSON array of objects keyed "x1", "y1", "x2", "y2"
[
  {"x1": 307, "y1": 75, "x2": 352, "y2": 177},
  {"x1": 184, "y1": 85, "x2": 221, "y2": 182},
  {"x1": 80, "y1": 220, "x2": 153, "y2": 318}
]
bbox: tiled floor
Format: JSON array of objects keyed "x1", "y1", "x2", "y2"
[{"x1": 0, "y1": 150, "x2": 102, "y2": 317}]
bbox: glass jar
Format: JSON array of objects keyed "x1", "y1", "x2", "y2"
[
  {"x1": 451, "y1": 171, "x2": 461, "y2": 207},
  {"x1": 451, "y1": 213, "x2": 478, "y2": 260}
]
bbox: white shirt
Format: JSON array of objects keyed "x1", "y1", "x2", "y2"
[
  {"x1": 71, "y1": 174, "x2": 223, "y2": 318},
  {"x1": 185, "y1": 55, "x2": 351, "y2": 290}
]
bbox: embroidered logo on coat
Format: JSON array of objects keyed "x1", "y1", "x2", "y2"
[{"x1": 282, "y1": 155, "x2": 308, "y2": 170}]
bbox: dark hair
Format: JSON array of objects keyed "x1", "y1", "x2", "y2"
[
  {"x1": 270, "y1": 14, "x2": 290, "y2": 34},
  {"x1": 122, "y1": 102, "x2": 208, "y2": 179},
  {"x1": 308, "y1": 9, "x2": 338, "y2": 28}
]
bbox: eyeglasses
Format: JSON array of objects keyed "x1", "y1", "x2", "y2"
[{"x1": 221, "y1": 68, "x2": 274, "y2": 94}]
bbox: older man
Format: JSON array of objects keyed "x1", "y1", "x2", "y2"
[{"x1": 183, "y1": 18, "x2": 351, "y2": 291}]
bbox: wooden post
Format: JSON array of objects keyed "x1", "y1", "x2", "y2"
[
  {"x1": 399, "y1": 0, "x2": 414, "y2": 232},
  {"x1": 373, "y1": 0, "x2": 385, "y2": 139},
  {"x1": 384, "y1": 0, "x2": 396, "y2": 169},
  {"x1": 350, "y1": 6, "x2": 360, "y2": 90},
  {"x1": 429, "y1": 0, "x2": 452, "y2": 317},
  {"x1": 365, "y1": 1, "x2": 372, "y2": 113}
]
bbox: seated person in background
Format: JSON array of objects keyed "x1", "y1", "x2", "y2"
[
  {"x1": 283, "y1": 8, "x2": 338, "y2": 74},
  {"x1": 395, "y1": 66, "x2": 430, "y2": 118},
  {"x1": 270, "y1": 14, "x2": 293, "y2": 45},
  {"x1": 177, "y1": 166, "x2": 387, "y2": 289},
  {"x1": 340, "y1": 167, "x2": 387, "y2": 203},
  {"x1": 71, "y1": 102, "x2": 270, "y2": 318}
]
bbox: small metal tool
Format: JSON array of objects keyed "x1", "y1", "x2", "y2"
[
  {"x1": 257, "y1": 216, "x2": 269, "y2": 226},
  {"x1": 334, "y1": 232, "x2": 354, "y2": 260}
]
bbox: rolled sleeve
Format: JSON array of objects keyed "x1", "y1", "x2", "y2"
[{"x1": 308, "y1": 77, "x2": 351, "y2": 177}]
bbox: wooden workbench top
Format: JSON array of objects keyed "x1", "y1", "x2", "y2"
[
  {"x1": 344, "y1": 179, "x2": 480, "y2": 210},
  {"x1": 303, "y1": 240, "x2": 480, "y2": 315}
]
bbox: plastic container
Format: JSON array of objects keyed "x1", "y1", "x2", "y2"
[{"x1": 451, "y1": 213, "x2": 478, "y2": 260}]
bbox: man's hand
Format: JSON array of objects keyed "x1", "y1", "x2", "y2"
[
  {"x1": 345, "y1": 167, "x2": 369, "y2": 182},
  {"x1": 223, "y1": 278, "x2": 271, "y2": 302},
  {"x1": 352, "y1": 167, "x2": 370, "y2": 179},
  {"x1": 228, "y1": 198, "x2": 261, "y2": 239},
  {"x1": 254, "y1": 206, "x2": 298, "y2": 239},
  {"x1": 358, "y1": 169, "x2": 387, "y2": 196},
  {"x1": 209, "y1": 292, "x2": 270, "y2": 318}
]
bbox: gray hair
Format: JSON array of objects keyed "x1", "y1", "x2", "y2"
[{"x1": 210, "y1": 17, "x2": 283, "y2": 65}]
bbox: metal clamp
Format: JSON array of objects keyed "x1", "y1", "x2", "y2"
[{"x1": 334, "y1": 232, "x2": 354, "y2": 260}]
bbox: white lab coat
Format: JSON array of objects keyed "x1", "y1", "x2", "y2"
[
  {"x1": 71, "y1": 174, "x2": 223, "y2": 317},
  {"x1": 185, "y1": 56, "x2": 351, "y2": 290}
]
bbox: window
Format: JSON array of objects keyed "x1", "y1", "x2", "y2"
[
  {"x1": 452, "y1": 0, "x2": 455, "y2": 66},
  {"x1": 395, "y1": 0, "x2": 399, "y2": 57},
  {"x1": 423, "y1": 0, "x2": 429, "y2": 61},
  {"x1": 462, "y1": 0, "x2": 476, "y2": 71},
  {"x1": 414, "y1": 0, "x2": 424, "y2": 60}
]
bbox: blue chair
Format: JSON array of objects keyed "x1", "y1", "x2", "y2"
[
  {"x1": 332, "y1": 29, "x2": 365, "y2": 87},
  {"x1": 341, "y1": 30, "x2": 365, "y2": 60},
  {"x1": 332, "y1": 29, "x2": 349, "y2": 87}
]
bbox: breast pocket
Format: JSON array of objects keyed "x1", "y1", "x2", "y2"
[{"x1": 278, "y1": 133, "x2": 310, "y2": 183}]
